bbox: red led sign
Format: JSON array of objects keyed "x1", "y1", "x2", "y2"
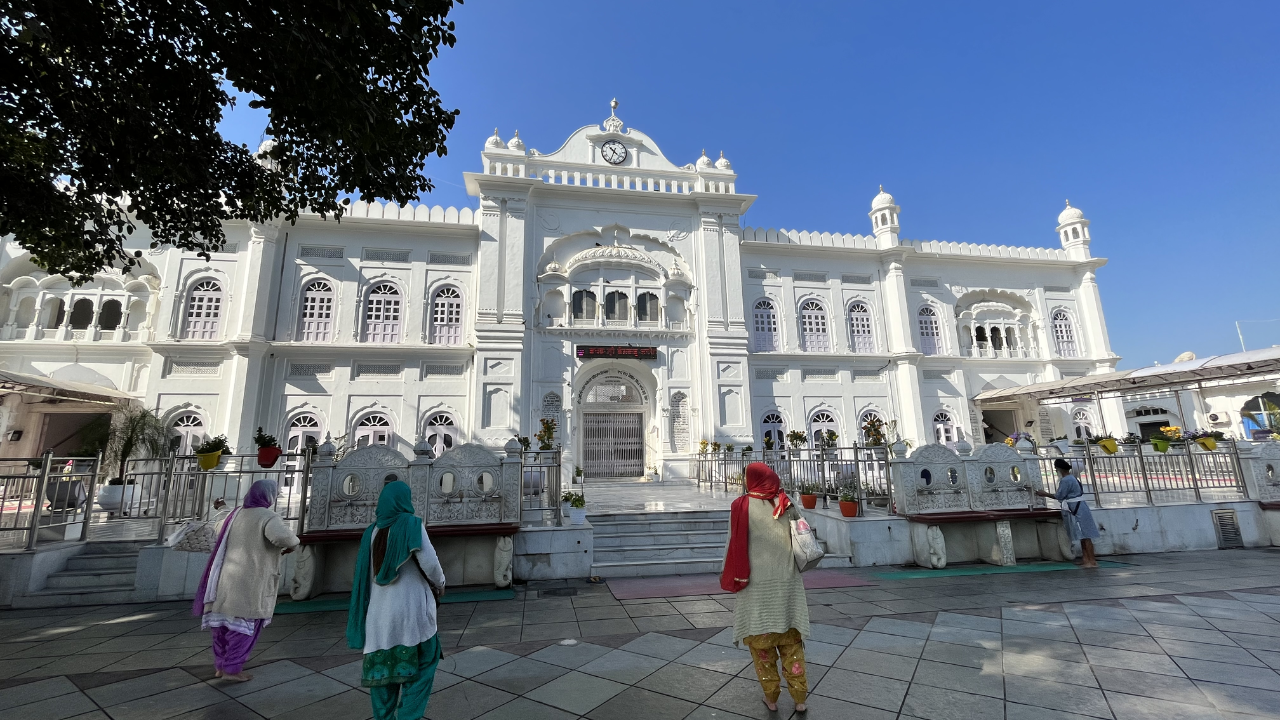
[{"x1": 575, "y1": 346, "x2": 658, "y2": 360}]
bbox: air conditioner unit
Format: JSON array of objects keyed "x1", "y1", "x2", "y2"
[{"x1": 1207, "y1": 412, "x2": 1229, "y2": 424}]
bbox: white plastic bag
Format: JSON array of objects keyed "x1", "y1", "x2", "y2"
[{"x1": 790, "y1": 517, "x2": 825, "y2": 573}]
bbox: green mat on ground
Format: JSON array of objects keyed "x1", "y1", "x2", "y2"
[
  {"x1": 868, "y1": 560, "x2": 1127, "y2": 580},
  {"x1": 275, "y1": 588, "x2": 515, "y2": 614}
]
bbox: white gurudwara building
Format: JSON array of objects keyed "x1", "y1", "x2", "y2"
[{"x1": 0, "y1": 103, "x2": 1122, "y2": 476}]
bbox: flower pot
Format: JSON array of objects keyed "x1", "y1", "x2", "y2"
[
  {"x1": 800, "y1": 494, "x2": 818, "y2": 509},
  {"x1": 560, "y1": 502, "x2": 571, "y2": 518},
  {"x1": 257, "y1": 446, "x2": 283, "y2": 469},
  {"x1": 96, "y1": 484, "x2": 135, "y2": 514},
  {"x1": 1194, "y1": 437, "x2": 1217, "y2": 452},
  {"x1": 196, "y1": 450, "x2": 222, "y2": 471},
  {"x1": 568, "y1": 507, "x2": 587, "y2": 525},
  {"x1": 839, "y1": 500, "x2": 860, "y2": 517},
  {"x1": 871, "y1": 496, "x2": 890, "y2": 508},
  {"x1": 1097, "y1": 438, "x2": 1118, "y2": 455},
  {"x1": 1050, "y1": 440, "x2": 1072, "y2": 455},
  {"x1": 1150, "y1": 438, "x2": 1170, "y2": 453}
]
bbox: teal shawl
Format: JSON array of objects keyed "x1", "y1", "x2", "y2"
[{"x1": 346, "y1": 481, "x2": 425, "y2": 649}]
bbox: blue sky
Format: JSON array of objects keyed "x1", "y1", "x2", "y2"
[{"x1": 219, "y1": 1, "x2": 1280, "y2": 368}]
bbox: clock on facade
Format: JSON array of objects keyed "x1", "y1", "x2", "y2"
[{"x1": 600, "y1": 140, "x2": 628, "y2": 165}]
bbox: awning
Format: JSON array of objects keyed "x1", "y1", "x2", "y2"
[
  {"x1": 0, "y1": 369, "x2": 136, "y2": 404},
  {"x1": 973, "y1": 346, "x2": 1280, "y2": 403}
]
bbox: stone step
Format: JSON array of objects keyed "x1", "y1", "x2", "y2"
[
  {"x1": 588, "y1": 519, "x2": 729, "y2": 535},
  {"x1": 588, "y1": 510, "x2": 729, "y2": 524},
  {"x1": 65, "y1": 552, "x2": 140, "y2": 572},
  {"x1": 592, "y1": 530, "x2": 727, "y2": 548},
  {"x1": 81, "y1": 540, "x2": 151, "y2": 555},
  {"x1": 12, "y1": 586, "x2": 142, "y2": 609},
  {"x1": 590, "y1": 557, "x2": 725, "y2": 578},
  {"x1": 593, "y1": 543, "x2": 726, "y2": 563},
  {"x1": 817, "y1": 554, "x2": 855, "y2": 568},
  {"x1": 44, "y1": 568, "x2": 137, "y2": 591}
]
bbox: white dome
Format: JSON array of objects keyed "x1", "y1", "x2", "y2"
[
  {"x1": 506, "y1": 131, "x2": 525, "y2": 152},
  {"x1": 1058, "y1": 200, "x2": 1085, "y2": 225},
  {"x1": 871, "y1": 185, "x2": 895, "y2": 210},
  {"x1": 695, "y1": 150, "x2": 713, "y2": 170},
  {"x1": 714, "y1": 151, "x2": 732, "y2": 170},
  {"x1": 484, "y1": 128, "x2": 504, "y2": 150}
]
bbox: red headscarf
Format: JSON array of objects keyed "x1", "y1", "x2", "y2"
[{"x1": 720, "y1": 462, "x2": 792, "y2": 593}]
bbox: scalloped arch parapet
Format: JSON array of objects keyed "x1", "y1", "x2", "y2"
[
  {"x1": 337, "y1": 445, "x2": 409, "y2": 470},
  {"x1": 973, "y1": 442, "x2": 1023, "y2": 463},
  {"x1": 906, "y1": 442, "x2": 961, "y2": 464},
  {"x1": 433, "y1": 442, "x2": 503, "y2": 469},
  {"x1": 565, "y1": 245, "x2": 666, "y2": 280}
]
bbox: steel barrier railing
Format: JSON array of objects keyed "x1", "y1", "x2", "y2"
[
  {"x1": 1035, "y1": 441, "x2": 1246, "y2": 508},
  {"x1": 521, "y1": 450, "x2": 563, "y2": 523},
  {"x1": 0, "y1": 452, "x2": 103, "y2": 550},
  {"x1": 691, "y1": 446, "x2": 893, "y2": 514}
]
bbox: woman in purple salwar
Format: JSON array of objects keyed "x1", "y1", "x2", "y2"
[{"x1": 194, "y1": 480, "x2": 299, "y2": 681}]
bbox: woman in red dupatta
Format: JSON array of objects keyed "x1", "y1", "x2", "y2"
[{"x1": 721, "y1": 462, "x2": 810, "y2": 713}]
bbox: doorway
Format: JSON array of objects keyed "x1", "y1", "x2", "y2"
[
  {"x1": 981, "y1": 409, "x2": 1018, "y2": 444},
  {"x1": 582, "y1": 413, "x2": 644, "y2": 478}
]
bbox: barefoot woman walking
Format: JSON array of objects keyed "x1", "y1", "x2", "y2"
[{"x1": 722, "y1": 462, "x2": 810, "y2": 713}]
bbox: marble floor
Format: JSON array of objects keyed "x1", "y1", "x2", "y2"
[{"x1": 2, "y1": 548, "x2": 1280, "y2": 719}]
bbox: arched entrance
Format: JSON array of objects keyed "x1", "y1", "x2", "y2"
[{"x1": 578, "y1": 372, "x2": 648, "y2": 478}]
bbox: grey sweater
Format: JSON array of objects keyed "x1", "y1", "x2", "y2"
[{"x1": 209, "y1": 507, "x2": 300, "y2": 619}]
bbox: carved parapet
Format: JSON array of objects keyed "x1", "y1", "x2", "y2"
[
  {"x1": 1245, "y1": 441, "x2": 1280, "y2": 502},
  {"x1": 414, "y1": 443, "x2": 520, "y2": 526},
  {"x1": 893, "y1": 442, "x2": 1043, "y2": 515},
  {"x1": 305, "y1": 445, "x2": 410, "y2": 533}
]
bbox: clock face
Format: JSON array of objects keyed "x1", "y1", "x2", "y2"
[{"x1": 601, "y1": 140, "x2": 628, "y2": 165}]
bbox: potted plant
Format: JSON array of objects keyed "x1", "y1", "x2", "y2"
[
  {"x1": 647, "y1": 465, "x2": 660, "y2": 482},
  {"x1": 536, "y1": 418, "x2": 557, "y2": 450},
  {"x1": 762, "y1": 435, "x2": 775, "y2": 451},
  {"x1": 742, "y1": 445, "x2": 753, "y2": 456},
  {"x1": 195, "y1": 435, "x2": 230, "y2": 470},
  {"x1": 861, "y1": 415, "x2": 886, "y2": 447},
  {"x1": 1090, "y1": 434, "x2": 1118, "y2": 455},
  {"x1": 711, "y1": 441, "x2": 722, "y2": 453},
  {"x1": 1049, "y1": 435, "x2": 1071, "y2": 455},
  {"x1": 560, "y1": 490, "x2": 575, "y2": 517},
  {"x1": 786, "y1": 430, "x2": 808, "y2": 451},
  {"x1": 98, "y1": 407, "x2": 169, "y2": 515},
  {"x1": 698, "y1": 439, "x2": 709, "y2": 455},
  {"x1": 574, "y1": 465, "x2": 583, "y2": 484},
  {"x1": 515, "y1": 435, "x2": 531, "y2": 452},
  {"x1": 724, "y1": 443, "x2": 735, "y2": 454},
  {"x1": 798, "y1": 482, "x2": 819, "y2": 510},
  {"x1": 865, "y1": 481, "x2": 890, "y2": 508},
  {"x1": 254, "y1": 427, "x2": 283, "y2": 468},
  {"x1": 567, "y1": 492, "x2": 587, "y2": 525},
  {"x1": 838, "y1": 482, "x2": 860, "y2": 517},
  {"x1": 1149, "y1": 426, "x2": 1182, "y2": 454},
  {"x1": 1186, "y1": 429, "x2": 1225, "y2": 452}
]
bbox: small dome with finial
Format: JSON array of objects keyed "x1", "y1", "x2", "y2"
[
  {"x1": 506, "y1": 130, "x2": 525, "y2": 152},
  {"x1": 714, "y1": 151, "x2": 732, "y2": 170},
  {"x1": 1058, "y1": 199, "x2": 1085, "y2": 225},
  {"x1": 485, "y1": 128, "x2": 504, "y2": 149},
  {"x1": 871, "y1": 185, "x2": 895, "y2": 210},
  {"x1": 696, "y1": 149, "x2": 713, "y2": 170}
]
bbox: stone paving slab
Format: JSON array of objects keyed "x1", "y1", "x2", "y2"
[{"x1": 2, "y1": 548, "x2": 1280, "y2": 718}]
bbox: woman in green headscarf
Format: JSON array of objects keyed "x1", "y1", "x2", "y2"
[{"x1": 347, "y1": 481, "x2": 446, "y2": 720}]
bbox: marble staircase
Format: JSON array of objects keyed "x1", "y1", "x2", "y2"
[{"x1": 15, "y1": 541, "x2": 150, "y2": 608}]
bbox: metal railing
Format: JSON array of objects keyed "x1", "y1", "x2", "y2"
[
  {"x1": 1035, "y1": 441, "x2": 1246, "y2": 508},
  {"x1": 691, "y1": 445, "x2": 893, "y2": 515},
  {"x1": 113, "y1": 452, "x2": 312, "y2": 543},
  {"x1": 521, "y1": 450, "x2": 563, "y2": 523},
  {"x1": 0, "y1": 452, "x2": 103, "y2": 551}
]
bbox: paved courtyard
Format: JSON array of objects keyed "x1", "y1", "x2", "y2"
[{"x1": 2, "y1": 548, "x2": 1280, "y2": 719}]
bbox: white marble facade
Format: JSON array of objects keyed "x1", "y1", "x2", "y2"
[{"x1": 0, "y1": 104, "x2": 1121, "y2": 476}]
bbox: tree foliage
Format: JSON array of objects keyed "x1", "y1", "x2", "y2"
[{"x1": 1, "y1": 0, "x2": 460, "y2": 282}]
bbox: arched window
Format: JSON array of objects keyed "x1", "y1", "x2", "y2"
[
  {"x1": 572, "y1": 290, "x2": 597, "y2": 321},
  {"x1": 430, "y1": 286, "x2": 463, "y2": 345},
  {"x1": 762, "y1": 413, "x2": 786, "y2": 448},
  {"x1": 810, "y1": 411, "x2": 839, "y2": 448},
  {"x1": 848, "y1": 302, "x2": 875, "y2": 353},
  {"x1": 98, "y1": 300, "x2": 123, "y2": 332},
  {"x1": 859, "y1": 411, "x2": 885, "y2": 444},
  {"x1": 1072, "y1": 408, "x2": 1093, "y2": 440},
  {"x1": 182, "y1": 280, "x2": 222, "y2": 340},
  {"x1": 1052, "y1": 310, "x2": 1079, "y2": 357},
  {"x1": 354, "y1": 413, "x2": 393, "y2": 448},
  {"x1": 933, "y1": 411, "x2": 960, "y2": 447},
  {"x1": 800, "y1": 300, "x2": 830, "y2": 352},
  {"x1": 1072, "y1": 227, "x2": 1080, "y2": 239},
  {"x1": 424, "y1": 413, "x2": 458, "y2": 457},
  {"x1": 753, "y1": 299, "x2": 779, "y2": 352},
  {"x1": 917, "y1": 306, "x2": 941, "y2": 355},
  {"x1": 363, "y1": 283, "x2": 401, "y2": 343},
  {"x1": 298, "y1": 280, "x2": 334, "y2": 342},
  {"x1": 286, "y1": 414, "x2": 322, "y2": 453},
  {"x1": 69, "y1": 299, "x2": 94, "y2": 330},
  {"x1": 670, "y1": 392, "x2": 689, "y2": 452},
  {"x1": 170, "y1": 413, "x2": 204, "y2": 454},
  {"x1": 604, "y1": 291, "x2": 629, "y2": 322},
  {"x1": 636, "y1": 293, "x2": 660, "y2": 324},
  {"x1": 990, "y1": 326, "x2": 1004, "y2": 351}
]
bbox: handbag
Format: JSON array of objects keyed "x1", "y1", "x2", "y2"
[{"x1": 790, "y1": 516, "x2": 825, "y2": 573}]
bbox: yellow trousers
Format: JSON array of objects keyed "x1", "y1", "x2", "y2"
[{"x1": 744, "y1": 628, "x2": 807, "y2": 704}]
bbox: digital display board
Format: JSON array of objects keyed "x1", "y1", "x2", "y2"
[{"x1": 575, "y1": 346, "x2": 658, "y2": 360}]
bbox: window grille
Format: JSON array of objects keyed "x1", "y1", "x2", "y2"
[
  {"x1": 289, "y1": 363, "x2": 333, "y2": 377},
  {"x1": 910, "y1": 278, "x2": 940, "y2": 288},
  {"x1": 848, "y1": 302, "x2": 875, "y2": 353},
  {"x1": 183, "y1": 280, "x2": 222, "y2": 340},
  {"x1": 800, "y1": 300, "x2": 830, "y2": 352},
  {"x1": 842, "y1": 274, "x2": 872, "y2": 285},
  {"x1": 422, "y1": 364, "x2": 464, "y2": 376},
  {"x1": 753, "y1": 299, "x2": 779, "y2": 352},
  {"x1": 1052, "y1": 310, "x2": 1079, "y2": 357},
  {"x1": 362, "y1": 249, "x2": 410, "y2": 263},
  {"x1": 918, "y1": 306, "x2": 941, "y2": 355},
  {"x1": 168, "y1": 360, "x2": 221, "y2": 376},
  {"x1": 794, "y1": 271, "x2": 827, "y2": 283},
  {"x1": 430, "y1": 287, "x2": 463, "y2": 345},
  {"x1": 429, "y1": 252, "x2": 472, "y2": 265},
  {"x1": 1044, "y1": 285, "x2": 1072, "y2": 293},
  {"x1": 300, "y1": 246, "x2": 343, "y2": 259},
  {"x1": 922, "y1": 370, "x2": 950, "y2": 380},
  {"x1": 572, "y1": 290, "x2": 597, "y2": 320},
  {"x1": 363, "y1": 283, "x2": 401, "y2": 343},
  {"x1": 802, "y1": 369, "x2": 837, "y2": 381},
  {"x1": 755, "y1": 368, "x2": 787, "y2": 380},
  {"x1": 298, "y1": 280, "x2": 334, "y2": 342},
  {"x1": 356, "y1": 364, "x2": 402, "y2": 378}
]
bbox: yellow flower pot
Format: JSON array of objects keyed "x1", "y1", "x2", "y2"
[
  {"x1": 1194, "y1": 437, "x2": 1217, "y2": 452},
  {"x1": 196, "y1": 450, "x2": 222, "y2": 471},
  {"x1": 1097, "y1": 438, "x2": 1118, "y2": 455}
]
